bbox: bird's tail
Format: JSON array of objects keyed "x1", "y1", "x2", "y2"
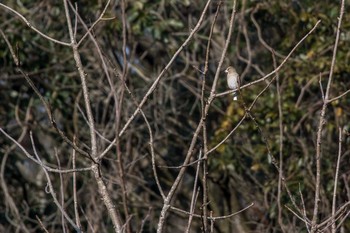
[{"x1": 232, "y1": 92, "x2": 238, "y2": 101}]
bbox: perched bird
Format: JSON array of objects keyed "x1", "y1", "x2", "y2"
[{"x1": 225, "y1": 66, "x2": 240, "y2": 100}]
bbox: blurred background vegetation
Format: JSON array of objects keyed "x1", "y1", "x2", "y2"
[{"x1": 0, "y1": 0, "x2": 349, "y2": 232}]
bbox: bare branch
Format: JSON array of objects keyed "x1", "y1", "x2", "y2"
[
  {"x1": 311, "y1": 1, "x2": 344, "y2": 232},
  {"x1": 0, "y1": 3, "x2": 70, "y2": 46}
]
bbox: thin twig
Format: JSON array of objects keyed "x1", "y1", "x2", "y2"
[
  {"x1": 0, "y1": 3, "x2": 70, "y2": 46},
  {"x1": 116, "y1": 0, "x2": 131, "y2": 231},
  {"x1": 299, "y1": 184, "x2": 311, "y2": 233},
  {"x1": 317, "y1": 201, "x2": 350, "y2": 229},
  {"x1": 318, "y1": 206, "x2": 347, "y2": 232},
  {"x1": 138, "y1": 208, "x2": 152, "y2": 233},
  {"x1": 311, "y1": 1, "x2": 344, "y2": 232},
  {"x1": 36, "y1": 215, "x2": 50, "y2": 233},
  {"x1": 17, "y1": 69, "x2": 94, "y2": 161},
  {"x1": 0, "y1": 29, "x2": 19, "y2": 66},
  {"x1": 332, "y1": 209, "x2": 350, "y2": 232},
  {"x1": 72, "y1": 136, "x2": 82, "y2": 230},
  {"x1": 285, "y1": 205, "x2": 311, "y2": 227},
  {"x1": 210, "y1": 211, "x2": 214, "y2": 233},
  {"x1": 171, "y1": 202, "x2": 254, "y2": 220},
  {"x1": 62, "y1": 0, "x2": 98, "y2": 159},
  {"x1": 54, "y1": 148, "x2": 67, "y2": 233},
  {"x1": 331, "y1": 128, "x2": 343, "y2": 233},
  {"x1": 185, "y1": 151, "x2": 202, "y2": 233},
  {"x1": 201, "y1": 1, "x2": 222, "y2": 230},
  {"x1": 30, "y1": 132, "x2": 80, "y2": 231},
  {"x1": 319, "y1": 73, "x2": 325, "y2": 101},
  {"x1": 0, "y1": 128, "x2": 92, "y2": 173},
  {"x1": 77, "y1": 0, "x2": 112, "y2": 46},
  {"x1": 295, "y1": 73, "x2": 328, "y2": 108},
  {"x1": 327, "y1": 89, "x2": 350, "y2": 104}
]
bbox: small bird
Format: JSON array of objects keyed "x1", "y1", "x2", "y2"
[{"x1": 225, "y1": 66, "x2": 240, "y2": 100}]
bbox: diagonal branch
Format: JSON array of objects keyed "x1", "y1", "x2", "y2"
[{"x1": 0, "y1": 3, "x2": 70, "y2": 46}]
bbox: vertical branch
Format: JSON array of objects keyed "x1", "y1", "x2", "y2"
[
  {"x1": 115, "y1": 0, "x2": 130, "y2": 231},
  {"x1": 62, "y1": 0, "x2": 122, "y2": 232},
  {"x1": 274, "y1": 50, "x2": 285, "y2": 232},
  {"x1": 201, "y1": 1, "x2": 222, "y2": 231},
  {"x1": 299, "y1": 184, "x2": 311, "y2": 233},
  {"x1": 331, "y1": 128, "x2": 343, "y2": 233},
  {"x1": 72, "y1": 136, "x2": 82, "y2": 230},
  {"x1": 185, "y1": 151, "x2": 202, "y2": 233},
  {"x1": 62, "y1": 0, "x2": 97, "y2": 158},
  {"x1": 54, "y1": 148, "x2": 67, "y2": 233},
  {"x1": 311, "y1": 0, "x2": 344, "y2": 232},
  {"x1": 210, "y1": 211, "x2": 214, "y2": 233}
]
